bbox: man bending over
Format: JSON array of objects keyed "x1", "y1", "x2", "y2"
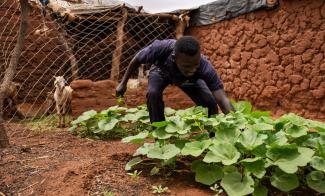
[{"x1": 116, "y1": 36, "x2": 235, "y2": 123}]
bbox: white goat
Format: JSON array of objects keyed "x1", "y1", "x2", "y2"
[{"x1": 53, "y1": 76, "x2": 73, "y2": 128}]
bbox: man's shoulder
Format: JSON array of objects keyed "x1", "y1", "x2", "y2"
[
  {"x1": 199, "y1": 54, "x2": 211, "y2": 66},
  {"x1": 151, "y1": 39, "x2": 176, "y2": 49}
]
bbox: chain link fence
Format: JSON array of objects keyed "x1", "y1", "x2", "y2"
[{"x1": 0, "y1": 0, "x2": 177, "y2": 124}]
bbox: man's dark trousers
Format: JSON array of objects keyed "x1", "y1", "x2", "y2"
[{"x1": 147, "y1": 69, "x2": 218, "y2": 123}]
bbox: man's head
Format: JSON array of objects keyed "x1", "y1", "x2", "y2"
[{"x1": 174, "y1": 36, "x2": 200, "y2": 77}]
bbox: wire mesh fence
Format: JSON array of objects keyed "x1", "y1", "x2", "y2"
[{"x1": 0, "y1": 0, "x2": 176, "y2": 125}]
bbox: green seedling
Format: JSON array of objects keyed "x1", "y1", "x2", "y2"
[
  {"x1": 127, "y1": 170, "x2": 142, "y2": 179},
  {"x1": 210, "y1": 184, "x2": 224, "y2": 196},
  {"x1": 116, "y1": 95, "x2": 125, "y2": 105},
  {"x1": 152, "y1": 185, "x2": 169, "y2": 194},
  {"x1": 101, "y1": 190, "x2": 114, "y2": 196}
]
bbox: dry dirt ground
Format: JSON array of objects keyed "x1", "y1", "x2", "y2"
[{"x1": 0, "y1": 123, "x2": 212, "y2": 196}]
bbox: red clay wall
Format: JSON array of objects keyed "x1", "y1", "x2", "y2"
[{"x1": 189, "y1": 0, "x2": 325, "y2": 121}]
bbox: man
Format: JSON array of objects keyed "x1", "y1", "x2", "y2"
[{"x1": 116, "y1": 36, "x2": 235, "y2": 123}]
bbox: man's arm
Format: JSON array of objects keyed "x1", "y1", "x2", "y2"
[
  {"x1": 116, "y1": 56, "x2": 141, "y2": 97},
  {"x1": 116, "y1": 39, "x2": 174, "y2": 97},
  {"x1": 212, "y1": 89, "x2": 235, "y2": 114}
]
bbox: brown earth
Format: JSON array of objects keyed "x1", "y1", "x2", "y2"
[
  {"x1": 0, "y1": 123, "x2": 321, "y2": 196},
  {"x1": 0, "y1": 123, "x2": 211, "y2": 196}
]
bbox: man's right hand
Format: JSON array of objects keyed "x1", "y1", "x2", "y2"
[{"x1": 116, "y1": 82, "x2": 127, "y2": 97}]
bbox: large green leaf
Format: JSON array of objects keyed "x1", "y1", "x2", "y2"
[
  {"x1": 72, "y1": 110, "x2": 97, "y2": 125},
  {"x1": 266, "y1": 145, "x2": 314, "y2": 173},
  {"x1": 310, "y1": 156, "x2": 325, "y2": 172},
  {"x1": 241, "y1": 158, "x2": 266, "y2": 178},
  {"x1": 125, "y1": 157, "x2": 142, "y2": 171},
  {"x1": 106, "y1": 105, "x2": 127, "y2": 113},
  {"x1": 221, "y1": 172, "x2": 254, "y2": 196},
  {"x1": 285, "y1": 124, "x2": 308, "y2": 138},
  {"x1": 278, "y1": 113, "x2": 306, "y2": 126},
  {"x1": 135, "y1": 110, "x2": 149, "y2": 119},
  {"x1": 250, "y1": 111, "x2": 270, "y2": 118},
  {"x1": 122, "y1": 131, "x2": 148, "y2": 144},
  {"x1": 239, "y1": 129, "x2": 268, "y2": 150},
  {"x1": 213, "y1": 127, "x2": 241, "y2": 144},
  {"x1": 232, "y1": 101, "x2": 252, "y2": 114},
  {"x1": 306, "y1": 171, "x2": 325, "y2": 193},
  {"x1": 126, "y1": 107, "x2": 138, "y2": 113},
  {"x1": 252, "y1": 145, "x2": 267, "y2": 158},
  {"x1": 266, "y1": 131, "x2": 288, "y2": 145},
  {"x1": 308, "y1": 120, "x2": 325, "y2": 132},
  {"x1": 165, "y1": 107, "x2": 176, "y2": 116},
  {"x1": 191, "y1": 161, "x2": 223, "y2": 185},
  {"x1": 203, "y1": 143, "x2": 240, "y2": 165},
  {"x1": 181, "y1": 140, "x2": 212, "y2": 157},
  {"x1": 152, "y1": 127, "x2": 173, "y2": 139},
  {"x1": 97, "y1": 118, "x2": 119, "y2": 132},
  {"x1": 147, "y1": 144, "x2": 180, "y2": 160},
  {"x1": 122, "y1": 113, "x2": 138, "y2": 122},
  {"x1": 133, "y1": 143, "x2": 155, "y2": 156},
  {"x1": 253, "y1": 185, "x2": 268, "y2": 196},
  {"x1": 250, "y1": 123, "x2": 273, "y2": 132},
  {"x1": 165, "y1": 123, "x2": 179, "y2": 133},
  {"x1": 270, "y1": 168, "x2": 299, "y2": 192},
  {"x1": 151, "y1": 121, "x2": 169, "y2": 128}
]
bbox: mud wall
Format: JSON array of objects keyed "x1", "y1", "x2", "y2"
[
  {"x1": 70, "y1": 80, "x2": 193, "y2": 117},
  {"x1": 0, "y1": 1, "x2": 68, "y2": 104},
  {"x1": 189, "y1": 0, "x2": 325, "y2": 121}
]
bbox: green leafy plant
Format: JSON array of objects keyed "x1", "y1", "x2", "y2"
[
  {"x1": 127, "y1": 170, "x2": 142, "y2": 179},
  {"x1": 101, "y1": 190, "x2": 114, "y2": 196},
  {"x1": 121, "y1": 101, "x2": 325, "y2": 195},
  {"x1": 152, "y1": 185, "x2": 169, "y2": 194},
  {"x1": 71, "y1": 101, "x2": 325, "y2": 195},
  {"x1": 69, "y1": 105, "x2": 150, "y2": 139},
  {"x1": 210, "y1": 183, "x2": 224, "y2": 196}
]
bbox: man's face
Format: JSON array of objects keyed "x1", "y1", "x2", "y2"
[{"x1": 175, "y1": 52, "x2": 200, "y2": 77}]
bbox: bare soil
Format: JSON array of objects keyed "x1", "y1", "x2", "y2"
[{"x1": 0, "y1": 123, "x2": 212, "y2": 196}]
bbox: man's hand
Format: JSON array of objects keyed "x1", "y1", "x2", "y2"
[
  {"x1": 116, "y1": 82, "x2": 127, "y2": 97},
  {"x1": 212, "y1": 89, "x2": 235, "y2": 114}
]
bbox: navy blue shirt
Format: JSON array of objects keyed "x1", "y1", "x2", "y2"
[{"x1": 136, "y1": 39, "x2": 224, "y2": 91}]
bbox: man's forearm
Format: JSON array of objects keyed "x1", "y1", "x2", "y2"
[
  {"x1": 212, "y1": 89, "x2": 235, "y2": 114},
  {"x1": 120, "y1": 56, "x2": 141, "y2": 84}
]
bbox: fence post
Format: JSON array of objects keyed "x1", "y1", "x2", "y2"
[
  {"x1": 0, "y1": 0, "x2": 29, "y2": 148},
  {"x1": 110, "y1": 6, "x2": 128, "y2": 81},
  {"x1": 59, "y1": 34, "x2": 79, "y2": 80}
]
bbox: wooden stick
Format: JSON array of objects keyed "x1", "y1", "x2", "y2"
[
  {"x1": 0, "y1": 0, "x2": 29, "y2": 148},
  {"x1": 110, "y1": 7, "x2": 128, "y2": 81},
  {"x1": 58, "y1": 35, "x2": 79, "y2": 80}
]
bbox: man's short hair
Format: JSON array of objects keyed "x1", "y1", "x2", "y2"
[{"x1": 175, "y1": 36, "x2": 200, "y2": 56}]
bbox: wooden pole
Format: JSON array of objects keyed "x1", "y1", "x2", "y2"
[
  {"x1": 0, "y1": 0, "x2": 29, "y2": 148},
  {"x1": 174, "y1": 14, "x2": 190, "y2": 39},
  {"x1": 110, "y1": 7, "x2": 128, "y2": 81},
  {"x1": 59, "y1": 34, "x2": 79, "y2": 80}
]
